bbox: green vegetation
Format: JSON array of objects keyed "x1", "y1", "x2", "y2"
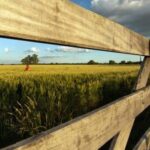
[
  {"x1": 0, "y1": 65, "x2": 148, "y2": 149},
  {"x1": 109, "y1": 60, "x2": 116, "y2": 64},
  {"x1": 87, "y1": 60, "x2": 98, "y2": 64},
  {"x1": 21, "y1": 54, "x2": 39, "y2": 64}
]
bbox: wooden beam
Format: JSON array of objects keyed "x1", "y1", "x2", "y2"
[
  {"x1": 133, "y1": 128, "x2": 150, "y2": 150},
  {"x1": 2, "y1": 86, "x2": 150, "y2": 150},
  {"x1": 110, "y1": 56, "x2": 150, "y2": 150},
  {"x1": 109, "y1": 121, "x2": 134, "y2": 150},
  {"x1": 0, "y1": 0, "x2": 149, "y2": 55},
  {"x1": 134, "y1": 57, "x2": 150, "y2": 90}
]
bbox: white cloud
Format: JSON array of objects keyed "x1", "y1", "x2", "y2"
[
  {"x1": 4, "y1": 48, "x2": 10, "y2": 53},
  {"x1": 25, "y1": 47, "x2": 39, "y2": 53},
  {"x1": 45, "y1": 48, "x2": 53, "y2": 52},
  {"x1": 91, "y1": 0, "x2": 150, "y2": 36},
  {"x1": 56, "y1": 46, "x2": 92, "y2": 53},
  {"x1": 40, "y1": 55, "x2": 63, "y2": 59}
]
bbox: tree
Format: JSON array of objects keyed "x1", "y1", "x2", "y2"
[
  {"x1": 31, "y1": 54, "x2": 39, "y2": 64},
  {"x1": 87, "y1": 60, "x2": 98, "y2": 65},
  {"x1": 21, "y1": 55, "x2": 31, "y2": 64},
  {"x1": 120, "y1": 60, "x2": 126, "y2": 64},
  {"x1": 109, "y1": 60, "x2": 116, "y2": 64},
  {"x1": 21, "y1": 54, "x2": 39, "y2": 64},
  {"x1": 126, "y1": 61, "x2": 133, "y2": 64}
]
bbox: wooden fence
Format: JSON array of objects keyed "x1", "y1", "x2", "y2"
[{"x1": 0, "y1": 0, "x2": 150, "y2": 150}]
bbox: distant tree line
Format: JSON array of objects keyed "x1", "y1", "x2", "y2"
[
  {"x1": 87, "y1": 60, "x2": 141, "y2": 65},
  {"x1": 1, "y1": 55, "x2": 141, "y2": 65}
]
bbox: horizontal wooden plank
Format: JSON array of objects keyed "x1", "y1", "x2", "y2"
[
  {"x1": 0, "y1": 0, "x2": 149, "y2": 55},
  {"x1": 3, "y1": 86, "x2": 150, "y2": 150},
  {"x1": 133, "y1": 128, "x2": 150, "y2": 150}
]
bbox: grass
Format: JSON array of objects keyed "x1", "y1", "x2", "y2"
[{"x1": 1, "y1": 64, "x2": 148, "y2": 149}]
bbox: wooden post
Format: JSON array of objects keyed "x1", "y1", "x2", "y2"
[
  {"x1": 110, "y1": 57, "x2": 150, "y2": 150},
  {"x1": 134, "y1": 56, "x2": 150, "y2": 90},
  {"x1": 133, "y1": 128, "x2": 150, "y2": 150}
]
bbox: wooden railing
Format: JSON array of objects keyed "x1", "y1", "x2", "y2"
[{"x1": 0, "y1": 0, "x2": 150, "y2": 150}]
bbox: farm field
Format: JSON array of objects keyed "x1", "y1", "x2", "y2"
[
  {"x1": 0, "y1": 64, "x2": 139, "y2": 75},
  {"x1": 0, "y1": 64, "x2": 149, "y2": 149}
]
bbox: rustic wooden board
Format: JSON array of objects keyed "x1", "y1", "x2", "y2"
[
  {"x1": 3, "y1": 86, "x2": 150, "y2": 150},
  {"x1": 0, "y1": 0, "x2": 149, "y2": 55},
  {"x1": 133, "y1": 128, "x2": 150, "y2": 150}
]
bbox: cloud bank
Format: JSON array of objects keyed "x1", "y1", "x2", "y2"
[
  {"x1": 55, "y1": 46, "x2": 92, "y2": 53},
  {"x1": 25, "y1": 47, "x2": 39, "y2": 53},
  {"x1": 4, "y1": 48, "x2": 10, "y2": 53},
  {"x1": 40, "y1": 55, "x2": 63, "y2": 59},
  {"x1": 91, "y1": 0, "x2": 150, "y2": 37}
]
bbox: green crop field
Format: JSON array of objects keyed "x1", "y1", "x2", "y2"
[{"x1": 0, "y1": 64, "x2": 149, "y2": 149}]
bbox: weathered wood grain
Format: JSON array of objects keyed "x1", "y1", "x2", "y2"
[
  {"x1": 133, "y1": 128, "x2": 150, "y2": 150},
  {"x1": 0, "y1": 1, "x2": 150, "y2": 149},
  {"x1": 0, "y1": 0, "x2": 149, "y2": 55},
  {"x1": 134, "y1": 57, "x2": 150, "y2": 90},
  {"x1": 2, "y1": 86, "x2": 150, "y2": 150},
  {"x1": 110, "y1": 56, "x2": 150, "y2": 150},
  {"x1": 109, "y1": 121, "x2": 134, "y2": 150}
]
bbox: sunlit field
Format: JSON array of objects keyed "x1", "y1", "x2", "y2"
[
  {"x1": 0, "y1": 64, "x2": 139, "y2": 76},
  {"x1": 0, "y1": 64, "x2": 145, "y2": 148}
]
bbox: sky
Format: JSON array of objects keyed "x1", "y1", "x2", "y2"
[{"x1": 1, "y1": 0, "x2": 149, "y2": 64}]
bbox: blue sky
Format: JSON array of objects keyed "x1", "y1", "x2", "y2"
[
  {"x1": 0, "y1": 38, "x2": 141, "y2": 64},
  {"x1": 72, "y1": 0, "x2": 92, "y2": 10},
  {"x1": 0, "y1": 0, "x2": 145, "y2": 64}
]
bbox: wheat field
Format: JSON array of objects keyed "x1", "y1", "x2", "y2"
[
  {"x1": 0, "y1": 64, "x2": 141, "y2": 148},
  {"x1": 0, "y1": 64, "x2": 139, "y2": 75}
]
